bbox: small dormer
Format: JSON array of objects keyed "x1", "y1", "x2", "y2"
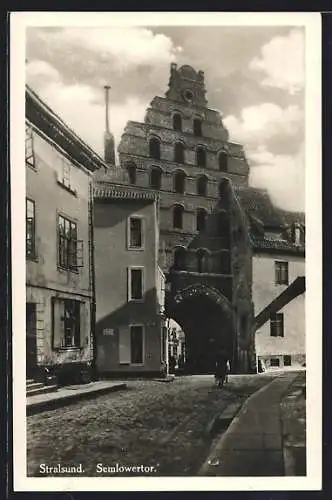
[{"x1": 292, "y1": 222, "x2": 305, "y2": 246}]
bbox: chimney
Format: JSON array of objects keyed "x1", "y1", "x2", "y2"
[
  {"x1": 104, "y1": 85, "x2": 115, "y2": 166},
  {"x1": 294, "y1": 223, "x2": 301, "y2": 246}
]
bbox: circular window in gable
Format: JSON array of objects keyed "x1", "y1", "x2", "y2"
[{"x1": 183, "y1": 89, "x2": 194, "y2": 102}]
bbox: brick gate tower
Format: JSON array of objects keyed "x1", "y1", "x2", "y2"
[{"x1": 116, "y1": 63, "x2": 255, "y2": 373}]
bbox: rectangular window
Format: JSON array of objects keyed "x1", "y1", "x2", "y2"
[
  {"x1": 61, "y1": 158, "x2": 71, "y2": 188},
  {"x1": 130, "y1": 325, "x2": 144, "y2": 364},
  {"x1": 270, "y1": 358, "x2": 280, "y2": 367},
  {"x1": 58, "y1": 215, "x2": 83, "y2": 271},
  {"x1": 128, "y1": 267, "x2": 144, "y2": 300},
  {"x1": 119, "y1": 328, "x2": 131, "y2": 364},
  {"x1": 52, "y1": 298, "x2": 82, "y2": 349},
  {"x1": 270, "y1": 312, "x2": 284, "y2": 337},
  {"x1": 128, "y1": 217, "x2": 143, "y2": 249},
  {"x1": 25, "y1": 124, "x2": 35, "y2": 168},
  {"x1": 275, "y1": 261, "x2": 289, "y2": 285},
  {"x1": 283, "y1": 355, "x2": 292, "y2": 366},
  {"x1": 26, "y1": 198, "x2": 36, "y2": 259}
]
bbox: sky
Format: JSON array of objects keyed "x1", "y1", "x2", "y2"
[{"x1": 26, "y1": 25, "x2": 305, "y2": 211}]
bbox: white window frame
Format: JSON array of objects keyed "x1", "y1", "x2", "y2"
[
  {"x1": 270, "y1": 312, "x2": 284, "y2": 337},
  {"x1": 127, "y1": 215, "x2": 145, "y2": 251},
  {"x1": 129, "y1": 323, "x2": 145, "y2": 366},
  {"x1": 275, "y1": 260, "x2": 289, "y2": 285},
  {"x1": 128, "y1": 266, "x2": 145, "y2": 302}
]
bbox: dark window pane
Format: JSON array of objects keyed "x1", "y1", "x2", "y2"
[
  {"x1": 131, "y1": 326, "x2": 143, "y2": 364},
  {"x1": 196, "y1": 148, "x2": 206, "y2": 167},
  {"x1": 26, "y1": 199, "x2": 35, "y2": 259},
  {"x1": 284, "y1": 355, "x2": 292, "y2": 366},
  {"x1": 174, "y1": 248, "x2": 186, "y2": 270},
  {"x1": 150, "y1": 168, "x2": 162, "y2": 189},
  {"x1": 197, "y1": 176, "x2": 207, "y2": 196},
  {"x1": 149, "y1": 138, "x2": 160, "y2": 159},
  {"x1": 173, "y1": 114, "x2": 182, "y2": 132},
  {"x1": 131, "y1": 269, "x2": 143, "y2": 299},
  {"x1": 174, "y1": 143, "x2": 184, "y2": 163},
  {"x1": 127, "y1": 164, "x2": 137, "y2": 184},
  {"x1": 130, "y1": 218, "x2": 142, "y2": 248},
  {"x1": 62, "y1": 299, "x2": 80, "y2": 348},
  {"x1": 193, "y1": 119, "x2": 202, "y2": 137},
  {"x1": 197, "y1": 210, "x2": 206, "y2": 231},
  {"x1": 174, "y1": 171, "x2": 185, "y2": 194},
  {"x1": 270, "y1": 358, "x2": 280, "y2": 367},
  {"x1": 57, "y1": 215, "x2": 78, "y2": 270},
  {"x1": 219, "y1": 152, "x2": 228, "y2": 171},
  {"x1": 173, "y1": 206, "x2": 183, "y2": 229}
]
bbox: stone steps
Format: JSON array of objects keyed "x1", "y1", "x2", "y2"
[{"x1": 26, "y1": 377, "x2": 58, "y2": 397}]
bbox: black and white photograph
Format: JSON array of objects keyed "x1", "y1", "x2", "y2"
[{"x1": 10, "y1": 12, "x2": 322, "y2": 492}]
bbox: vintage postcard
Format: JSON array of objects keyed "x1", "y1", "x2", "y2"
[{"x1": 10, "y1": 11, "x2": 322, "y2": 492}]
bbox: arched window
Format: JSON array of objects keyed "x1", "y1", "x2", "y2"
[
  {"x1": 174, "y1": 170, "x2": 186, "y2": 194},
  {"x1": 196, "y1": 147, "x2": 206, "y2": 167},
  {"x1": 173, "y1": 205, "x2": 184, "y2": 229},
  {"x1": 150, "y1": 166, "x2": 162, "y2": 190},
  {"x1": 149, "y1": 137, "x2": 161, "y2": 160},
  {"x1": 197, "y1": 175, "x2": 208, "y2": 196},
  {"x1": 193, "y1": 118, "x2": 202, "y2": 137},
  {"x1": 196, "y1": 209, "x2": 207, "y2": 232},
  {"x1": 174, "y1": 247, "x2": 186, "y2": 270},
  {"x1": 219, "y1": 152, "x2": 228, "y2": 171},
  {"x1": 173, "y1": 113, "x2": 182, "y2": 132},
  {"x1": 219, "y1": 178, "x2": 229, "y2": 199},
  {"x1": 196, "y1": 249, "x2": 206, "y2": 273},
  {"x1": 126, "y1": 163, "x2": 137, "y2": 185},
  {"x1": 174, "y1": 142, "x2": 185, "y2": 163}
]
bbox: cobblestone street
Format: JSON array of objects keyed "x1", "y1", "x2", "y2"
[{"x1": 27, "y1": 373, "x2": 276, "y2": 477}]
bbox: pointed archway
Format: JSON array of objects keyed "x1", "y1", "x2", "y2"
[{"x1": 168, "y1": 283, "x2": 234, "y2": 374}]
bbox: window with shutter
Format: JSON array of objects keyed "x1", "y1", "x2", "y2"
[
  {"x1": 80, "y1": 302, "x2": 87, "y2": 346},
  {"x1": 52, "y1": 298, "x2": 81, "y2": 349},
  {"x1": 52, "y1": 298, "x2": 65, "y2": 348},
  {"x1": 119, "y1": 327, "x2": 131, "y2": 364}
]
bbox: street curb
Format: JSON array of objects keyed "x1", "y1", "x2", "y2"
[
  {"x1": 27, "y1": 383, "x2": 127, "y2": 416},
  {"x1": 198, "y1": 374, "x2": 298, "y2": 476},
  {"x1": 205, "y1": 402, "x2": 243, "y2": 438},
  {"x1": 281, "y1": 373, "x2": 306, "y2": 476}
]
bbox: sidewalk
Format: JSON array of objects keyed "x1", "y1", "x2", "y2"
[
  {"x1": 27, "y1": 380, "x2": 127, "y2": 416},
  {"x1": 199, "y1": 371, "x2": 306, "y2": 476}
]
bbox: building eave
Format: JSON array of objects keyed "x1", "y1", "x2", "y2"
[
  {"x1": 93, "y1": 182, "x2": 159, "y2": 202},
  {"x1": 26, "y1": 85, "x2": 107, "y2": 173}
]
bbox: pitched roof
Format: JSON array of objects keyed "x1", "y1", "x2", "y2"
[
  {"x1": 234, "y1": 186, "x2": 305, "y2": 228},
  {"x1": 26, "y1": 85, "x2": 106, "y2": 172},
  {"x1": 93, "y1": 182, "x2": 158, "y2": 202},
  {"x1": 251, "y1": 236, "x2": 305, "y2": 255}
]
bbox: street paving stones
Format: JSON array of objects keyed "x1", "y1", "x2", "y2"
[{"x1": 27, "y1": 373, "x2": 276, "y2": 477}]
